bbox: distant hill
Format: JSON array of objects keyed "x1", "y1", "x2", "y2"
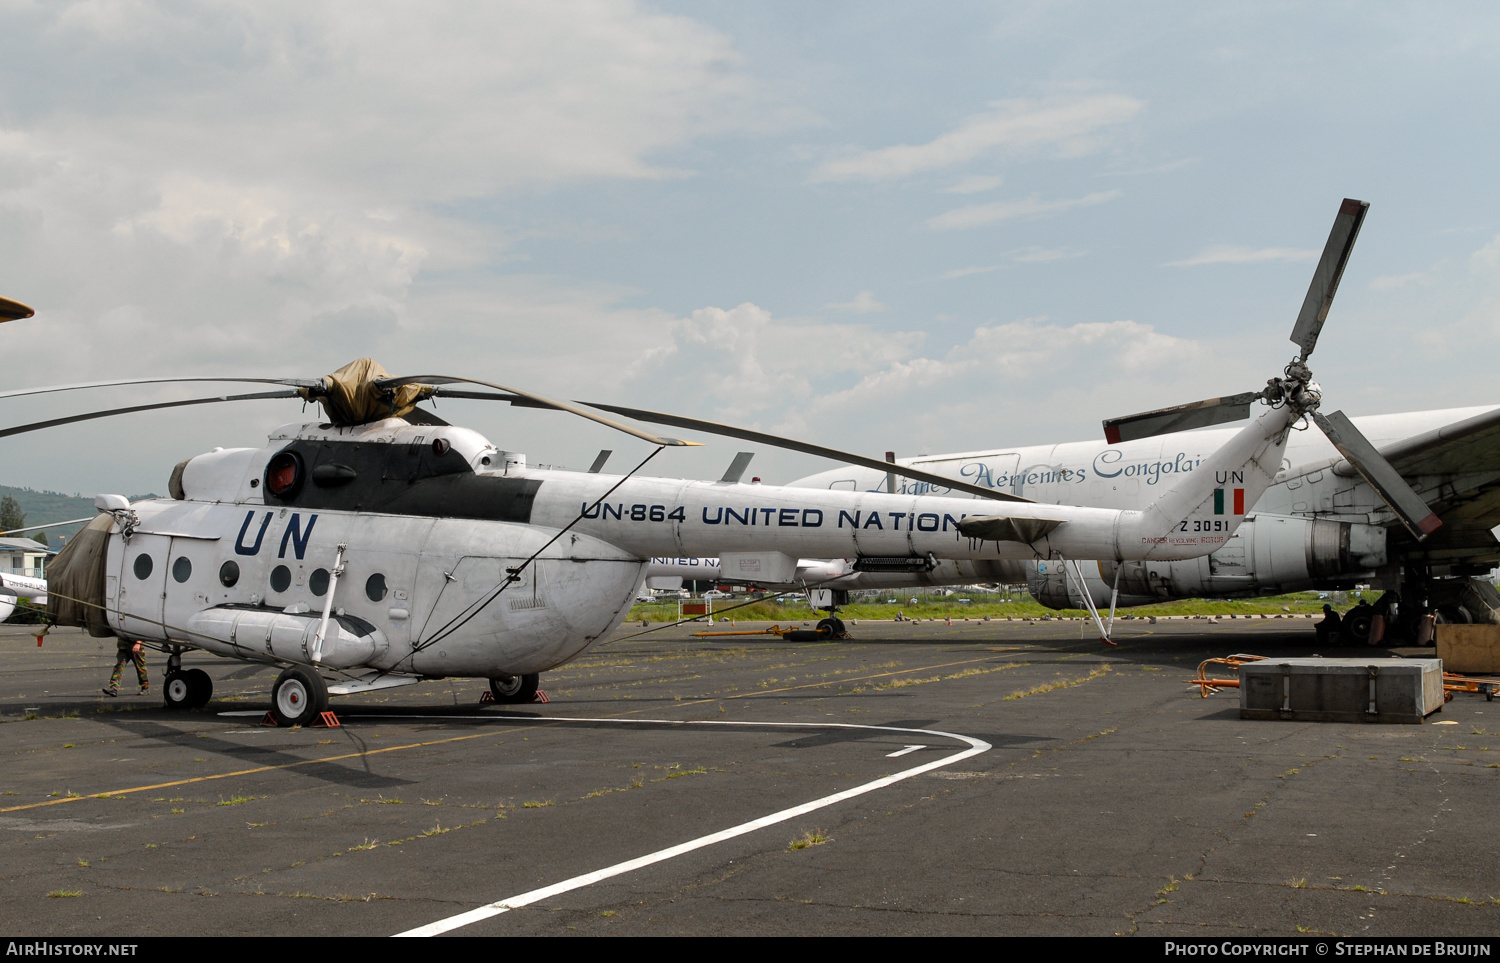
[{"x1": 0, "y1": 485, "x2": 160, "y2": 547}]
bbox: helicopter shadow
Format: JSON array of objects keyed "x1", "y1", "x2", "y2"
[{"x1": 99, "y1": 715, "x2": 416, "y2": 790}]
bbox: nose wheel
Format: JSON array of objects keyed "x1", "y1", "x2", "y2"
[{"x1": 270, "y1": 666, "x2": 330, "y2": 727}]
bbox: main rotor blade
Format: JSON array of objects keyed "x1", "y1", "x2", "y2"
[
  {"x1": 377, "y1": 376, "x2": 699, "y2": 448},
  {"x1": 1312, "y1": 409, "x2": 1441, "y2": 540},
  {"x1": 0, "y1": 296, "x2": 35, "y2": 322},
  {"x1": 0, "y1": 375, "x2": 321, "y2": 402},
  {"x1": 0, "y1": 390, "x2": 301, "y2": 440},
  {"x1": 582, "y1": 401, "x2": 1035, "y2": 503},
  {"x1": 1102, "y1": 392, "x2": 1259, "y2": 445},
  {"x1": 1290, "y1": 198, "x2": 1368, "y2": 362}
]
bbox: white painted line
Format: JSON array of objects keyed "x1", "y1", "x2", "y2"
[
  {"x1": 886, "y1": 744, "x2": 925, "y2": 757},
  {"x1": 393, "y1": 716, "x2": 989, "y2": 937}
]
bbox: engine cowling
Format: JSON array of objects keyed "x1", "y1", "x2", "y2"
[{"x1": 1030, "y1": 513, "x2": 1388, "y2": 609}]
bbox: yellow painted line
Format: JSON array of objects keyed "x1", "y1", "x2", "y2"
[{"x1": 0, "y1": 730, "x2": 500, "y2": 814}]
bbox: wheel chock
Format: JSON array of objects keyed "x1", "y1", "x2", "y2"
[
  {"x1": 260, "y1": 712, "x2": 278, "y2": 727},
  {"x1": 312, "y1": 711, "x2": 341, "y2": 728},
  {"x1": 532, "y1": 690, "x2": 551, "y2": 704},
  {"x1": 479, "y1": 690, "x2": 495, "y2": 704}
]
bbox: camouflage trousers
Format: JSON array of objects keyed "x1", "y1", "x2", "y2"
[{"x1": 109, "y1": 648, "x2": 148, "y2": 690}]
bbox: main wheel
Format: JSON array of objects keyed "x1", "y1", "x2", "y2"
[
  {"x1": 489, "y1": 673, "x2": 540, "y2": 705},
  {"x1": 271, "y1": 666, "x2": 329, "y2": 727},
  {"x1": 183, "y1": 668, "x2": 213, "y2": 709},
  {"x1": 163, "y1": 671, "x2": 193, "y2": 710}
]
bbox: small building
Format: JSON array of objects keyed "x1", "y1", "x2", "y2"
[{"x1": 0, "y1": 537, "x2": 51, "y2": 578}]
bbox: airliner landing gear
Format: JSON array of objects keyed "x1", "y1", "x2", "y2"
[
  {"x1": 489, "y1": 673, "x2": 540, "y2": 704},
  {"x1": 816, "y1": 616, "x2": 847, "y2": 638},
  {"x1": 271, "y1": 666, "x2": 330, "y2": 727}
]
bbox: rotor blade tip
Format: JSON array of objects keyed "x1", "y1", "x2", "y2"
[
  {"x1": 1103, "y1": 424, "x2": 1122, "y2": 445},
  {"x1": 1340, "y1": 198, "x2": 1367, "y2": 215}
]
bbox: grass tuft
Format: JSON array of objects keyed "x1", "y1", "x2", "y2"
[{"x1": 787, "y1": 830, "x2": 830, "y2": 852}]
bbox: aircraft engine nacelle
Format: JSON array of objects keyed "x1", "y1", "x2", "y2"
[
  {"x1": 1030, "y1": 513, "x2": 1388, "y2": 610},
  {"x1": 186, "y1": 608, "x2": 387, "y2": 669}
]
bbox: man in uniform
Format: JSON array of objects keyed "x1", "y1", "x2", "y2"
[{"x1": 103, "y1": 638, "x2": 148, "y2": 697}]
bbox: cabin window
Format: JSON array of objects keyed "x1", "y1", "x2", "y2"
[
  {"x1": 133, "y1": 554, "x2": 153, "y2": 580},
  {"x1": 172, "y1": 557, "x2": 192, "y2": 583},
  {"x1": 365, "y1": 573, "x2": 387, "y2": 602},
  {"x1": 309, "y1": 568, "x2": 331, "y2": 596},
  {"x1": 219, "y1": 561, "x2": 240, "y2": 587},
  {"x1": 269, "y1": 565, "x2": 291, "y2": 593}
]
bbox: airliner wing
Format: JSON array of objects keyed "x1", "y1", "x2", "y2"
[{"x1": 1374, "y1": 406, "x2": 1500, "y2": 561}]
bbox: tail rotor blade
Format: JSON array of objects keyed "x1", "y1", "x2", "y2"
[
  {"x1": 1312, "y1": 409, "x2": 1441, "y2": 540},
  {"x1": 1289, "y1": 199, "x2": 1368, "y2": 362},
  {"x1": 1102, "y1": 392, "x2": 1259, "y2": 444}
]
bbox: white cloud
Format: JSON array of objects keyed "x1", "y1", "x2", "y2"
[
  {"x1": 927, "y1": 190, "x2": 1120, "y2": 231},
  {"x1": 942, "y1": 264, "x2": 1005, "y2": 280},
  {"x1": 943, "y1": 174, "x2": 1005, "y2": 194},
  {"x1": 1012, "y1": 246, "x2": 1085, "y2": 263},
  {"x1": 1369, "y1": 271, "x2": 1435, "y2": 291},
  {"x1": 1470, "y1": 234, "x2": 1500, "y2": 275},
  {"x1": 1164, "y1": 245, "x2": 1319, "y2": 267},
  {"x1": 0, "y1": 1, "x2": 772, "y2": 384},
  {"x1": 942, "y1": 247, "x2": 1085, "y2": 278},
  {"x1": 825, "y1": 290, "x2": 885, "y2": 314},
  {"x1": 811, "y1": 93, "x2": 1143, "y2": 183}
]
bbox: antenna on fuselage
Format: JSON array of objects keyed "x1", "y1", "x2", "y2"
[{"x1": 720, "y1": 452, "x2": 754, "y2": 483}]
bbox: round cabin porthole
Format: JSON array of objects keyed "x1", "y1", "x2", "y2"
[
  {"x1": 133, "y1": 554, "x2": 153, "y2": 580},
  {"x1": 269, "y1": 565, "x2": 291, "y2": 593},
  {"x1": 365, "y1": 573, "x2": 387, "y2": 602},
  {"x1": 219, "y1": 560, "x2": 240, "y2": 587},
  {"x1": 309, "y1": 568, "x2": 330, "y2": 597},
  {"x1": 172, "y1": 557, "x2": 192, "y2": 583}
]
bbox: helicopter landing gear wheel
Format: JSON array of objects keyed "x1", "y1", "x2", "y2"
[
  {"x1": 163, "y1": 669, "x2": 212, "y2": 710},
  {"x1": 270, "y1": 666, "x2": 329, "y2": 727},
  {"x1": 489, "y1": 673, "x2": 540, "y2": 705},
  {"x1": 182, "y1": 668, "x2": 212, "y2": 708},
  {"x1": 816, "y1": 617, "x2": 846, "y2": 639},
  {"x1": 163, "y1": 671, "x2": 193, "y2": 710}
]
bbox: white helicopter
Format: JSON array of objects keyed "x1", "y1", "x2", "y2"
[
  {"x1": 2, "y1": 326, "x2": 1302, "y2": 723},
  {"x1": 612, "y1": 200, "x2": 1485, "y2": 643}
]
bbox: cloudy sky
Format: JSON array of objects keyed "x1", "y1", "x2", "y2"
[{"x1": 2, "y1": 1, "x2": 1499, "y2": 495}]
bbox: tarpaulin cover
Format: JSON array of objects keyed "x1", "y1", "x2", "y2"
[
  {"x1": 48, "y1": 513, "x2": 115, "y2": 638},
  {"x1": 298, "y1": 358, "x2": 434, "y2": 426}
]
